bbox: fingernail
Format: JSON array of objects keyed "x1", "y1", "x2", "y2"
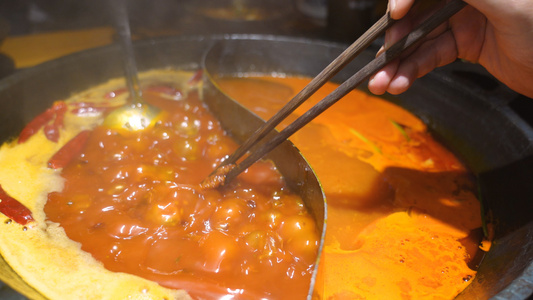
[
  {"x1": 384, "y1": 26, "x2": 398, "y2": 50},
  {"x1": 376, "y1": 45, "x2": 385, "y2": 57},
  {"x1": 384, "y1": 33, "x2": 390, "y2": 49},
  {"x1": 389, "y1": 0, "x2": 396, "y2": 13}
]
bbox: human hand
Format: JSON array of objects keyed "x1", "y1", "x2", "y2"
[{"x1": 368, "y1": 0, "x2": 533, "y2": 98}]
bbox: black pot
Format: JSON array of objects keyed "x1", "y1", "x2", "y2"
[{"x1": 0, "y1": 35, "x2": 531, "y2": 299}]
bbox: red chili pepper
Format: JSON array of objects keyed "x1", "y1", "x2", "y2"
[
  {"x1": 188, "y1": 69, "x2": 203, "y2": 86},
  {"x1": 18, "y1": 102, "x2": 67, "y2": 144},
  {"x1": 48, "y1": 130, "x2": 91, "y2": 169},
  {"x1": 43, "y1": 102, "x2": 68, "y2": 143},
  {"x1": 53, "y1": 102, "x2": 67, "y2": 129},
  {"x1": 43, "y1": 124, "x2": 60, "y2": 143},
  {"x1": 0, "y1": 184, "x2": 34, "y2": 225},
  {"x1": 18, "y1": 107, "x2": 56, "y2": 144}
]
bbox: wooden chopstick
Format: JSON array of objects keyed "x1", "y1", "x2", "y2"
[
  {"x1": 213, "y1": 0, "x2": 467, "y2": 185},
  {"x1": 209, "y1": 13, "x2": 397, "y2": 173}
]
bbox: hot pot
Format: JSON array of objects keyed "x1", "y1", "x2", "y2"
[{"x1": 0, "y1": 35, "x2": 531, "y2": 299}]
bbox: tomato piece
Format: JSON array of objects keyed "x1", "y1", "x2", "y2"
[
  {"x1": 172, "y1": 112, "x2": 201, "y2": 137},
  {"x1": 239, "y1": 161, "x2": 283, "y2": 187},
  {"x1": 108, "y1": 215, "x2": 149, "y2": 239},
  {"x1": 145, "y1": 185, "x2": 202, "y2": 227},
  {"x1": 243, "y1": 230, "x2": 284, "y2": 260},
  {"x1": 206, "y1": 134, "x2": 235, "y2": 160},
  {"x1": 286, "y1": 233, "x2": 319, "y2": 264},
  {"x1": 144, "y1": 238, "x2": 190, "y2": 274},
  {"x1": 210, "y1": 197, "x2": 246, "y2": 231},
  {"x1": 172, "y1": 138, "x2": 200, "y2": 161},
  {"x1": 198, "y1": 230, "x2": 238, "y2": 273},
  {"x1": 278, "y1": 215, "x2": 317, "y2": 241},
  {"x1": 260, "y1": 209, "x2": 283, "y2": 229},
  {"x1": 0, "y1": 184, "x2": 34, "y2": 225},
  {"x1": 48, "y1": 130, "x2": 91, "y2": 169}
]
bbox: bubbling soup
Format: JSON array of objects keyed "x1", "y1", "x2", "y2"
[
  {"x1": 0, "y1": 70, "x2": 320, "y2": 300},
  {"x1": 214, "y1": 75, "x2": 489, "y2": 299}
]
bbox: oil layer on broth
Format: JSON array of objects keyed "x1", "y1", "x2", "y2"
[
  {"x1": 0, "y1": 70, "x2": 320, "y2": 300},
  {"x1": 215, "y1": 76, "x2": 488, "y2": 299}
]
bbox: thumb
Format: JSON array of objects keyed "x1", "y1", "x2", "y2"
[{"x1": 389, "y1": 0, "x2": 416, "y2": 20}]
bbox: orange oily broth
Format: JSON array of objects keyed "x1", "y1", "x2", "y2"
[
  {"x1": 44, "y1": 88, "x2": 320, "y2": 299},
  {"x1": 216, "y1": 76, "x2": 483, "y2": 299}
]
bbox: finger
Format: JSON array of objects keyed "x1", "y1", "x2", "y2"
[
  {"x1": 370, "y1": 22, "x2": 445, "y2": 94},
  {"x1": 387, "y1": 30, "x2": 459, "y2": 94},
  {"x1": 448, "y1": 5, "x2": 486, "y2": 62},
  {"x1": 389, "y1": 0, "x2": 416, "y2": 20},
  {"x1": 393, "y1": 20, "x2": 450, "y2": 63},
  {"x1": 384, "y1": 1, "x2": 449, "y2": 51},
  {"x1": 368, "y1": 59, "x2": 400, "y2": 95},
  {"x1": 384, "y1": 18, "x2": 414, "y2": 49}
]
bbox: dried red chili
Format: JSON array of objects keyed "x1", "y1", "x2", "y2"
[
  {"x1": 187, "y1": 69, "x2": 203, "y2": 86},
  {"x1": 0, "y1": 184, "x2": 33, "y2": 225},
  {"x1": 47, "y1": 130, "x2": 91, "y2": 169},
  {"x1": 18, "y1": 101, "x2": 67, "y2": 144}
]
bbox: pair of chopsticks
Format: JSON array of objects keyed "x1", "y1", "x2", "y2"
[{"x1": 209, "y1": 0, "x2": 467, "y2": 186}]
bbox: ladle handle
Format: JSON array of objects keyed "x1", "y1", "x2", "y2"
[{"x1": 112, "y1": 0, "x2": 144, "y2": 105}]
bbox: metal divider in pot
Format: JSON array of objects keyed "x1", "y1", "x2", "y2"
[{"x1": 202, "y1": 40, "x2": 327, "y2": 299}]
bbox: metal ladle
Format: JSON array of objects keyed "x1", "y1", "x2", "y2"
[{"x1": 103, "y1": 0, "x2": 160, "y2": 130}]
